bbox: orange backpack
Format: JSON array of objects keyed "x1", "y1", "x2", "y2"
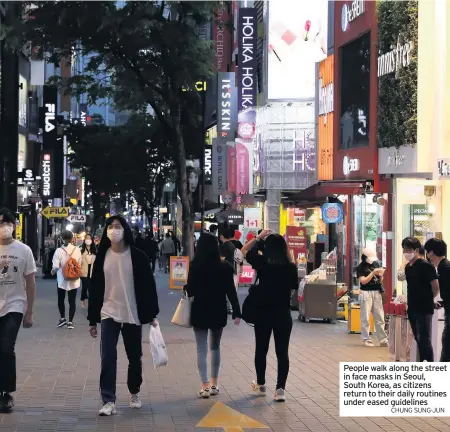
[{"x1": 62, "y1": 247, "x2": 82, "y2": 281}]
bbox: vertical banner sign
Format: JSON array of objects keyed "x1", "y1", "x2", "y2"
[
  {"x1": 212, "y1": 138, "x2": 228, "y2": 196},
  {"x1": 42, "y1": 86, "x2": 57, "y2": 150},
  {"x1": 41, "y1": 151, "x2": 53, "y2": 199},
  {"x1": 213, "y1": 4, "x2": 231, "y2": 72},
  {"x1": 238, "y1": 8, "x2": 257, "y2": 112},
  {"x1": 217, "y1": 72, "x2": 238, "y2": 139},
  {"x1": 286, "y1": 226, "x2": 307, "y2": 264},
  {"x1": 79, "y1": 103, "x2": 88, "y2": 126},
  {"x1": 235, "y1": 138, "x2": 254, "y2": 195},
  {"x1": 227, "y1": 141, "x2": 237, "y2": 193}
]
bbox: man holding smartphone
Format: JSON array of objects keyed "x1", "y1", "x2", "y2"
[{"x1": 356, "y1": 248, "x2": 388, "y2": 347}]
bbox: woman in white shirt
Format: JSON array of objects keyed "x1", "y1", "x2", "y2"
[
  {"x1": 80, "y1": 234, "x2": 96, "y2": 309},
  {"x1": 52, "y1": 230, "x2": 82, "y2": 329},
  {"x1": 88, "y1": 216, "x2": 159, "y2": 416}
]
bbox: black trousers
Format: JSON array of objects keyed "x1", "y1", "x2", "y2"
[
  {"x1": 408, "y1": 311, "x2": 434, "y2": 362},
  {"x1": 100, "y1": 318, "x2": 143, "y2": 403},
  {"x1": 80, "y1": 277, "x2": 91, "y2": 301},
  {"x1": 254, "y1": 317, "x2": 293, "y2": 390},
  {"x1": 0, "y1": 312, "x2": 23, "y2": 393},
  {"x1": 57, "y1": 288, "x2": 77, "y2": 322},
  {"x1": 441, "y1": 314, "x2": 450, "y2": 362},
  {"x1": 149, "y1": 258, "x2": 156, "y2": 274}
]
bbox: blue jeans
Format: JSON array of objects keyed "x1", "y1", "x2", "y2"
[
  {"x1": 193, "y1": 328, "x2": 223, "y2": 383},
  {"x1": 100, "y1": 319, "x2": 143, "y2": 403}
]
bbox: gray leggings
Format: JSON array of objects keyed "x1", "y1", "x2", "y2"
[{"x1": 193, "y1": 328, "x2": 223, "y2": 383}]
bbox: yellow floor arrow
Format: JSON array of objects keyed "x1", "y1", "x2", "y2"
[{"x1": 196, "y1": 401, "x2": 269, "y2": 431}]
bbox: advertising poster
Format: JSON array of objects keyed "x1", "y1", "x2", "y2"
[
  {"x1": 286, "y1": 226, "x2": 308, "y2": 264},
  {"x1": 235, "y1": 138, "x2": 254, "y2": 195},
  {"x1": 268, "y1": 0, "x2": 327, "y2": 100},
  {"x1": 243, "y1": 207, "x2": 261, "y2": 230},
  {"x1": 237, "y1": 7, "x2": 257, "y2": 112},
  {"x1": 186, "y1": 159, "x2": 201, "y2": 213},
  {"x1": 169, "y1": 256, "x2": 189, "y2": 289},
  {"x1": 227, "y1": 141, "x2": 237, "y2": 192}
]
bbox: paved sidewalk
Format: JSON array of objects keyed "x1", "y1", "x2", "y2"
[{"x1": 1, "y1": 273, "x2": 449, "y2": 432}]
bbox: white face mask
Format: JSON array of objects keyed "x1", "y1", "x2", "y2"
[
  {"x1": 107, "y1": 228, "x2": 124, "y2": 244},
  {"x1": 0, "y1": 224, "x2": 14, "y2": 240},
  {"x1": 366, "y1": 257, "x2": 376, "y2": 265},
  {"x1": 85, "y1": 239, "x2": 92, "y2": 246},
  {"x1": 404, "y1": 252, "x2": 415, "y2": 262}
]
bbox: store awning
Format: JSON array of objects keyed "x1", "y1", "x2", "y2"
[{"x1": 287, "y1": 180, "x2": 371, "y2": 205}]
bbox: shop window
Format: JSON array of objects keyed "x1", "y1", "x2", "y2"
[
  {"x1": 19, "y1": 75, "x2": 28, "y2": 127},
  {"x1": 340, "y1": 32, "x2": 370, "y2": 149},
  {"x1": 353, "y1": 194, "x2": 383, "y2": 286},
  {"x1": 402, "y1": 204, "x2": 430, "y2": 246}
]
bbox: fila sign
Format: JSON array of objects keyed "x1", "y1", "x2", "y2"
[{"x1": 42, "y1": 86, "x2": 57, "y2": 150}]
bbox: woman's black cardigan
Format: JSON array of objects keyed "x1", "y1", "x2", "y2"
[{"x1": 87, "y1": 246, "x2": 159, "y2": 326}]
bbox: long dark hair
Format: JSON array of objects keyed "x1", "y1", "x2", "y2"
[
  {"x1": 97, "y1": 215, "x2": 135, "y2": 256},
  {"x1": 263, "y1": 234, "x2": 292, "y2": 265},
  {"x1": 81, "y1": 233, "x2": 97, "y2": 255},
  {"x1": 190, "y1": 232, "x2": 221, "y2": 271}
]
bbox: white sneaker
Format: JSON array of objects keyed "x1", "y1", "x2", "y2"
[
  {"x1": 67, "y1": 322, "x2": 74, "y2": 330},
  {"x1": 380, "y1": 340, "x2": 389, "y2": 347},
  {"x1": 364, "y1": 340, "x2": 374, "y2": 347},
  {"x1": 130, "y1": 394, "x2": 142, "y2": 409},
  {"x1": 198, "y1": 388, "x2": 210, "y2": 399},
  {"x1": 251, "y1": 380, "x2": 266, "y2": 396},
  {"x1": 210, "y1": 386, "x2": 219, "y2": 396},
  {"x1": 98, "y1": 402, "x2": 116, "y2": 416},
  {"x1": 274, "y1": 388, "x2": 286, "y2": 402}
]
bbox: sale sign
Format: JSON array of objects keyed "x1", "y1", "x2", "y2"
[
  {"x1": 244, "y1": 207, "x2": 261, "y2": 229},
  {"x1": 239, "y1": 265, "x2": 255, "y2": 285},
  {"x1": 285, "y1": 226, "x2": 307, "y2": 264}
]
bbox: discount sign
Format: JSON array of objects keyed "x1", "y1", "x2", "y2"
[{"x1": 243, "y1": 207, "x2": 261, "y2": 229}]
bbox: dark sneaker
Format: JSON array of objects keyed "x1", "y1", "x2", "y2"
[
  {"x1": 57, "y1": 318, "x2": 67, "y2": 328},
  {"x1": 2, "y1": 393, "x2": 14, "y2": 413},
  {"x1": 274, "y1": 388, "x2": 286, "y2": 402}
]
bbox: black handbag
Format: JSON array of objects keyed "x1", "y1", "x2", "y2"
[{"x1": 242, "y1": 277, "x2": 259, "y2": 326}]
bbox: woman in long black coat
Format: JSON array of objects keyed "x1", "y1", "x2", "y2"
[{"x1": 185, "y1": 233, "x2": 241, "y2": 398}]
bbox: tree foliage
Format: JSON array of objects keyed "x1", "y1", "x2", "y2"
[{"x1": 3, "y1": 1, "x2": 216, "y2": 256}]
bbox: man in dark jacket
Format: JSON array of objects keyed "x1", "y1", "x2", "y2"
[
  {"x1": 424, "y1": 238, "x2": 450, "y2": 361},
  {"x1": 88, "y1": 216, "x2": 159, "y2": 416}
]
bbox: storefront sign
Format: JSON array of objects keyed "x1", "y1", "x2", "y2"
[
  {"x1": 378, "y1": 39, "x2": 414, "y2": 78},
  {"x1": 243, "y1": 207, "x2": 261, "y2": 229},
  {"x1": 79, "y1": 103, "x2": 88, "y2": 127},
  {"x1": 321, "y1": 203, "x2": 344, "y2": 224},
  {"x1": 217, "y1": 72, "x2": 237, "y2": 139},
  {"x1": 42, "y1": 86, "x2": 58, "y2": 152},
  {"x1": 182, "y1": 81, "x2": 207, "y2": 92},
  {"x1": 285, "y1": 226, "x2": 307, "y2": 265},
  {"x1": 41, "y1": 206, "x2": 70, "y2": 219},
  {"x1": 41, "y1": 152, "x2": 53, "y2": 198},
  {"x1": 213, "y1": 4, "x2": 230, "y2": 72},
  {"x1": 438, "y1": 159, "x2": 450, "y2": 179},
  {"x1": 212, "y1": 138, "x2": 228, "y2": 195},
  {"x1": 341, "y1": 0, "x2": 365, "y2": 32},
  {"x1": 227, "y1": 141, "x2": 237, "y2": 192},
  {"x1": 343, "y1": 156, "x2": 360, "y2": 175},
  {"x1": 378, "y1": 146, "x2": 417, "y2": 175},
  {"x1": 237, "y1": 8, "x2": 257, "y2": 112},
  {"x1": 235, "y1": 139, "x2": 253, "y2": 195},
  {"x1": 293, "y1": 130, "x2": 315, "y2": 172},
  {"x1": 317, "y1": 55, "x2": 334, "y2": 181},
  {"x1": 23, "y1": 169, "x2": 35, "y2": 183},
  {"x1": 204, "y1": 146, "x2": 212, "y2": 185}
]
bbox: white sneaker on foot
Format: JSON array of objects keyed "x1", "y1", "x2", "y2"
[
  {"x1": 274, "y1": 388, "x2": 286, "y2": 402},
  {"x1": 251, "y1": 380, "x2": 266, "y2": 396},
  {"x1": 130, "y1": 394, "x2": 142, "y2": 409},
  {"x1": 364, "y1": 340, "x2": 374, "y2": 347},
  {"x1": 98, "y1": 402, "x2": 116, "y2": 416},
  {"x1": 67, "y1": 322, "x2": 74, "y2": 330},
  {"x1": 210, "y1": 386, "x2": 219, "y2": 396},
  {"x1": 198, "y1": 388, "x2": 210, "y2": 399},
  {"x1": 380, "y1": 340, "x2": 388, "y2": 347}
]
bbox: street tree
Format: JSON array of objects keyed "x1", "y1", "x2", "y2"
[{"x1": 4, "y1": 1, "x2": 215, "y2": 257}]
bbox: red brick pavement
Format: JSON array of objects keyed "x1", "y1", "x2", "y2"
[{"x1": 1, "y1": 274, "x2": 449, "y2": 432}]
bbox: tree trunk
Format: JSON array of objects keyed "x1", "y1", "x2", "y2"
[{"x1": 172, "y1": 114, "x2": 194, "y2": 259}]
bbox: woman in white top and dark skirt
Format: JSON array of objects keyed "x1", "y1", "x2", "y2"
[
  {"x1": 80, "y1": 233, "x2": 96, "y2": 309},
  {"x1": 88, "y1": 216, "x2": 159, "y2": 416}
]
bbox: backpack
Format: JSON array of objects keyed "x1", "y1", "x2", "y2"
[{"x1": 62, "y1": 247, "x2": 82, "y2": 281}]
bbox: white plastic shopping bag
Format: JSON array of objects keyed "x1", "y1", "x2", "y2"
[
  {"x1": 171, "y1": 291, "x2": 192, "y2": 328},
  {"x1": 149, "y1": 325, "x2": 168, "y2": 368}
]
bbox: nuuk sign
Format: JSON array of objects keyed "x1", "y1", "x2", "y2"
[{"x1": 378, "y1": 38, "x2": 414, "y2": 78}]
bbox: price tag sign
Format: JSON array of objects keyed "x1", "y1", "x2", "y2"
[{"x1": 244, "y1": 208, "x2": 261, "y2": 229}]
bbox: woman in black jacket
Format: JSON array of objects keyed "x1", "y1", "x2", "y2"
[
  {"x1": 185, "y1": 233, "x2": 241, "y2": 398},
  {"x1": 242, "y1": 230, "x2": 298, "y2": 402},
  {"x1": 87, "y1": 215, "x2": 159, "y2": 416}
]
